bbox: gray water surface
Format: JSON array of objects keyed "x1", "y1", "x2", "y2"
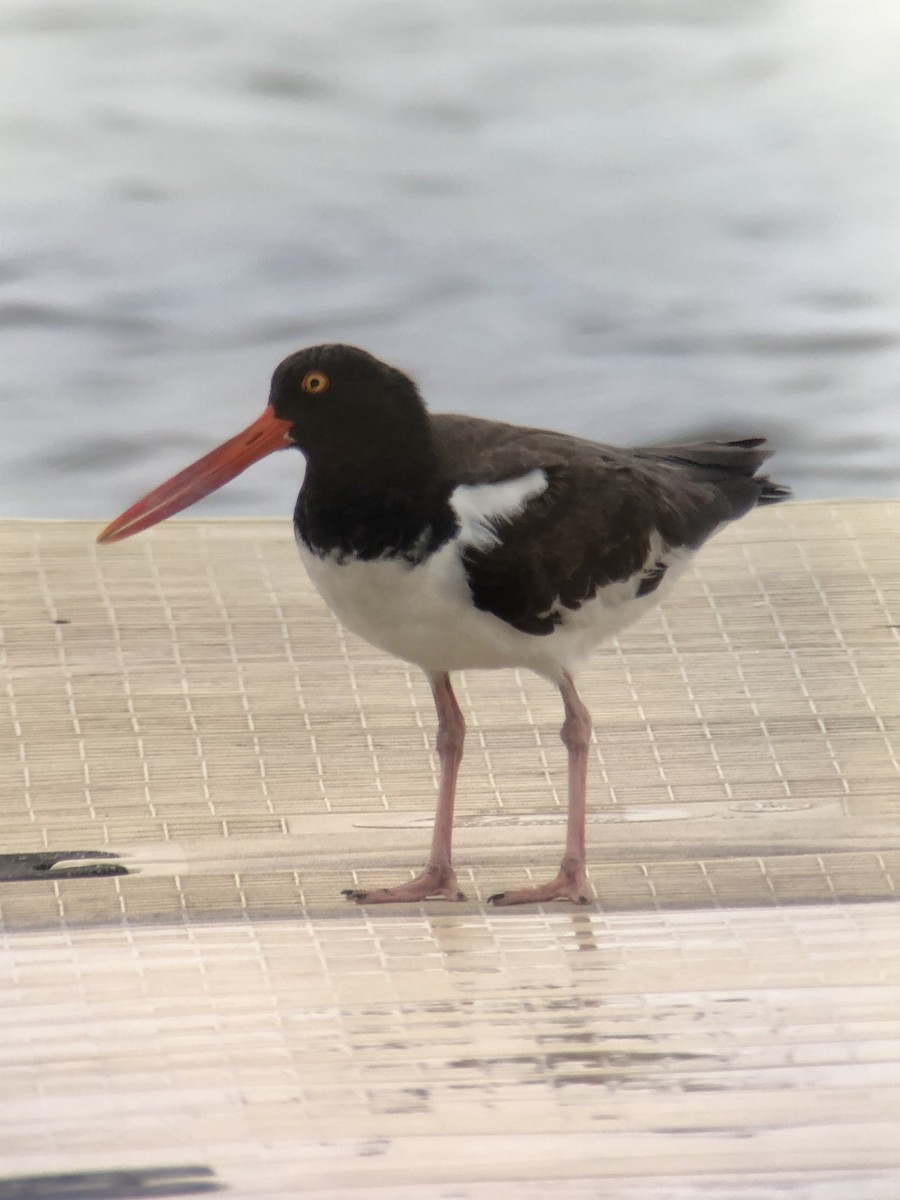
[{"x1": 2, "y1": 0, "x2": 899, "y2": 519}]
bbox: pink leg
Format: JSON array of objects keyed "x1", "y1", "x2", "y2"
[
  {"x1": 344, "y1": 672, "x2": 466, "y2": 903},
  {"x1": 489, "y1": 673, "x2": 593, "y2": 906}
]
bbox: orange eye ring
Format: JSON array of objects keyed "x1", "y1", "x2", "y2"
[{"x1": 301, "y1": 370, "x2": 329, "y2": 394}]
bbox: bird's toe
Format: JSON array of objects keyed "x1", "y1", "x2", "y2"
[
  {"x1": 486, "y1": 864, "x2": 593, "y2": 907},
  {"x1": 340, "y1": 867, "x2": 465, "y2": 904}
]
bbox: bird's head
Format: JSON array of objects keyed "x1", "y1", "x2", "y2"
[
  {"x1": 97, "y1": 344, "x2": 428, "y2": 544},
  {"x1": 269, "y1": 344, "x2": 427, "y2": 454}
]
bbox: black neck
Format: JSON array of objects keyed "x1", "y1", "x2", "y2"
[{"x1": 294, "y1": 459, "x2": 457, "y2": 564}]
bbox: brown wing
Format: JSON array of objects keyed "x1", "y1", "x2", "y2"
[{"x1": 430, "y1": 414, "x2": 786, "y2": 636}]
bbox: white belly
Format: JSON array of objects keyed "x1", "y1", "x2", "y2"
[{"x1": 297, "y1": 536, "x2": 691, "y2": 682}]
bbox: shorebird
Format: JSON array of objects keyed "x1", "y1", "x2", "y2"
[{"x1": 99, "y1": 344, "x2": 790, "y2": 905}]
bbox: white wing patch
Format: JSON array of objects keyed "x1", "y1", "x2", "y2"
[{"x1": 450, "y1": 469, "x2": 548, "y2": 552}]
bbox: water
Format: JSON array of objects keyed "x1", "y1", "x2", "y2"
[{"x1": 2, "y1": 0, "x2": 899, "y2": 521}]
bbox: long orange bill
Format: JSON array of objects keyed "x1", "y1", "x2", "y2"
[{"x1": 97, "y1": 407, "x2": 293, "y2": 544}]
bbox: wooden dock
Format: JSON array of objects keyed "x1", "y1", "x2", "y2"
[{"x1": 1, "y1": 500, "x2": 898, "y2": 1197}]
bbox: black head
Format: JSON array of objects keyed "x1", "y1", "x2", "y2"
[
  {"x1": 97, "y1": 344, "x2": 436, "y2": 545},
  {"x1": 269, "y1": 344, "x2": 431, "y2": 460}
]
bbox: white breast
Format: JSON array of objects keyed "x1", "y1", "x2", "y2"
[{"x1": 296, "y1": 474, "x2": 693, "y2": 682}]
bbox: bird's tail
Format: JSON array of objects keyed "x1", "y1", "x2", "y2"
[
  {"x1": 635, "y1": 437, "x2": 792, "y2": 512},
  {"x1": 637, "y1": 437, "x2": 792, "y2": 499}
]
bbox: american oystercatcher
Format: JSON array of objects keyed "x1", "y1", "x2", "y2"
[{"x1": 99, "y1": 344, "x2": 790, "y2": 905}]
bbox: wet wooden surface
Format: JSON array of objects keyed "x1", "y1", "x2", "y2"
[{"x1": 1, "y1": 502, "x2": 898, "y2": 1197}]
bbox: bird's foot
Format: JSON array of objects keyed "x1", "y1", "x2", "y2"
[
  {"x1": 488, "y1": 858, "x2": 592, "y2": 907},
  {"x1": 343, "y1": 863, "x2": 466, "y2": 905}
]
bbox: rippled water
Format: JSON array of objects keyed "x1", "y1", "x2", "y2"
[{"x1": 2, "y1": 0, "x2": 899, "y2": 520}]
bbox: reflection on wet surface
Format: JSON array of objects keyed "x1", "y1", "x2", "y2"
[{"x1": 1, "y1": 905, "x2": 897, "y2": 1195}]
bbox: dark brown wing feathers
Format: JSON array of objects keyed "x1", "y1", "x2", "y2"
[{"x1": 431, "y1": 413, "x2": 790, "y2": 636}]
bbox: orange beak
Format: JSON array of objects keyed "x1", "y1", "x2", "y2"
[{"x1": 97, "y1": 407, "x2": 293, "y2": 544}]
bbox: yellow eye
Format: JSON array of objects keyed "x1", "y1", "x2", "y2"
[{"x1": 301, "y1": 370, "x2": 329, "y2": 394}]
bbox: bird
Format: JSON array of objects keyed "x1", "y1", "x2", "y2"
[{"x1": 98, "y1": 343, "x2": 790, "y2": 906}]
